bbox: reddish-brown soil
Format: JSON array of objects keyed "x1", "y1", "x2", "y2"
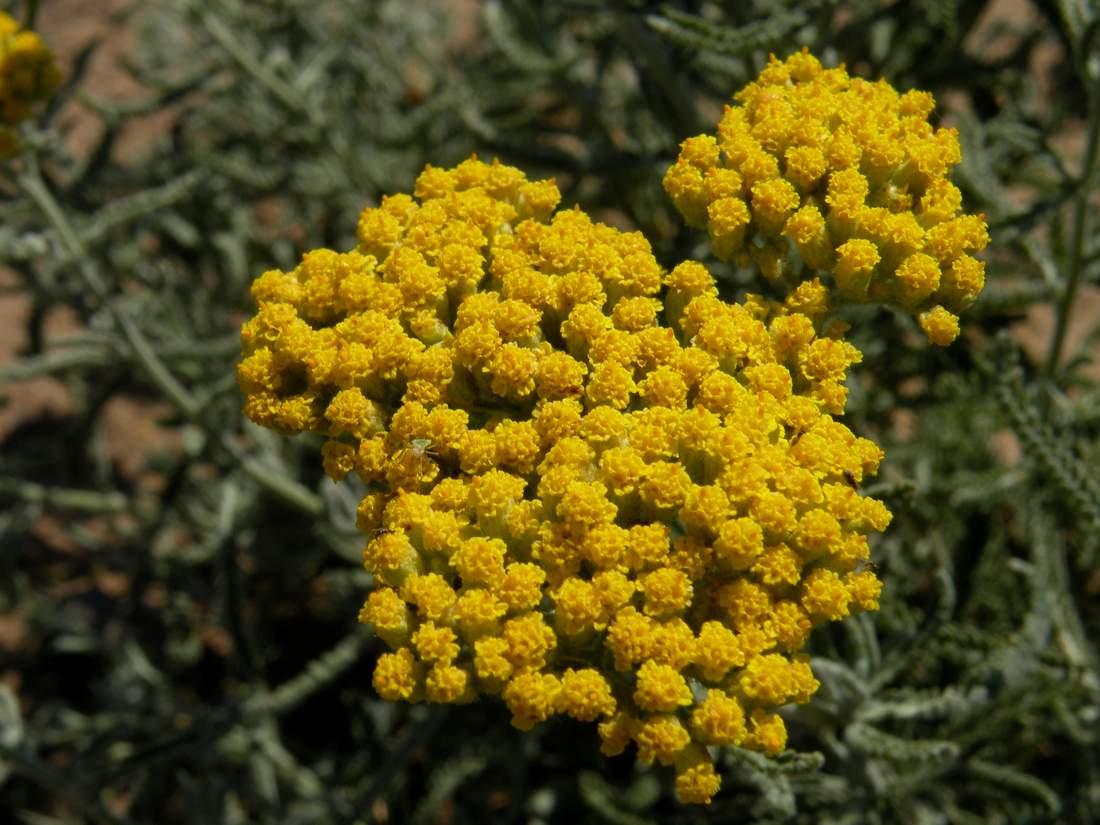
[{"x1": 1, "y1": 0, "x2": 182, "y2": 474}]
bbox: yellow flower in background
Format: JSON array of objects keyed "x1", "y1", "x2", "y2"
[
  {"x1": 238, "y1": 154, "x2": 890, "y2": 804},
  {"x1": 0, "y1": 11, "x2": 62, "y2": 157},
  {"x1": 664, "y1": 49, "x2": 988, "y2": 345}
]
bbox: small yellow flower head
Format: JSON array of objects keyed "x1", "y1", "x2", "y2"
[
  {"x1": 240, "y1": 156, "x2": 894, "y2": 805},
  {"x1": 359, "y1": 587, "x2": 411, "y2": 648},
  {"x1": 634, "y1": 660, "x2": 693, "y2": 712},
  {"x1": 425, "y1": 663, "x2": 472, "y2": 703},
  {"x1": 503, "y1": 671, "x2": 561, "y2": 731},
  {"x1": 451, "y1": 537, "x2": 507, "y2": 588},
  {"x1": 373, "y1": 649, "x2": 420, "y2": 702},
  {"x1": 674, "y1": 746, "x2": 723, "y2": 804},
  {"x1": 473, "y1": 636, "x2": 513, "y2": 687},
  {"x1": 0, "y1": 12, "x2": 61, "y2": 157},
  {"x1": 739, "y1": 653, "x2": 820, "y2": 706},
  {"x1": 691, "y1": 689, "x2": 747, "y2": 745},
  {"x1": 411, "y1": 622, "x2": 459, "y2": 665},
  {"x1": 640, "y1": 567, "x2": 693, "y2": 617},
  {"x1": 800, "y1": 568, "x2": 853, "y2": 621},
  {"x1": 635, "y1": 714, "x2": 692, "y2": 766},
  {"x1": 552, "y1": 577, "x2": 603, "y2": 636},
  {"x1": 664, "y1": 49, "x2": 988, "y2": 344},
  {"x1": 598, "y1": 711, "x2": 640, "y2": 757},
  {"x1": 693, "y1": 621, "x2": 745, "y2": 683},
  {"x1": 745, "y1": 708, "x2": 788, "y2": 756},
  {"x1": 918, "y1": 304, "x2": 961, "y2": 346},
  {"x1": 452, "y1": 588, "x2": 507, "y2": 638},
  {"x1": 557, "y1": 668, "x2": 617, "y2": 721},
  {"x1": 497, "y1": 562, "x2": 546, "y2": 611}
]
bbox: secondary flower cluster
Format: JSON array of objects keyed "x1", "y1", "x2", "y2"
[
  {"x1": 664, "y1": 50, "x2": 988, "y2": 345},
  {"x1": 238, "y1": 154, "x2": 890, "y2": 804},
  {"x1": 0, "y1": 12, "x2": 61, "y2": 158}
]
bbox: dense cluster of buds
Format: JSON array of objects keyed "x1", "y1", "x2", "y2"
[
  {"x1": 664, "y1": 49, "x2": 988, "y2": 345},
  {"x1": 237, "y1": 48, "x2": 989, "y2": 806},
  {"x1": 238, "y1": 154, "x2": 890, "y2": 803},
  {"x1": 0, "y1": 11, "x2": 61, "y2": 158}
]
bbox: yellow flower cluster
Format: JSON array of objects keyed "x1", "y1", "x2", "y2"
[
  {"x1": 663, "y1": 49, "x2": 988, "y2": 345},
  {"x1": 0, "y1": 12, "x2": 61, "y2": 158},
  {"x1": 238, "y1": 154, "x2": 890, "y2": 804}
]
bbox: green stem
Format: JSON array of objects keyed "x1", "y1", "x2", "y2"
[
  {"x1": 218, "y1": 436, "x2": 325, "y2": 517},
  {"x1": 16, "y1": 163, "x2": 104, "y2": 290},
  {"x1": 619, "y1": 16, "x2": 701, "y2": 138},
  {"x1": 351, "y1": 707, "x2": 450, "y2": 823},
  {"x1": 241, "y1": 627, "x2": 371, "y2": 719},
  {"x1": 22, "y1": 0, "x2": 41, "y2": 29},
  {"x1": 0, "y1": 477, "x2": 128, "y2": 512},
  {"x1": 17, "y1": 159, "x2": 325, "y2": 518},
  {"x1": 1045, "y1": 77, "x2": 1100, "y2": 377},
  {"x1": 0, "y1": 346, "x2": 111, "y2": 380},
  {"x1": 18, "y1": 160, "x2": 200, "y2": 417},
  {"x1": 198, "y1": 8, "x2": 311, "y2": 118}
]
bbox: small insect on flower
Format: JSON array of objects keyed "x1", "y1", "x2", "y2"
[
  {"x1": 402, "y1": 438, "x2": 439, "y2": 480},
  {"x1": 842, "y1": 470, "x2": 859, "y2": 489}
]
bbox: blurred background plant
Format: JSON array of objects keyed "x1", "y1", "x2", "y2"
[{"x1": 1, "y1": 0, "x2": 1098, "y2": 822}]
